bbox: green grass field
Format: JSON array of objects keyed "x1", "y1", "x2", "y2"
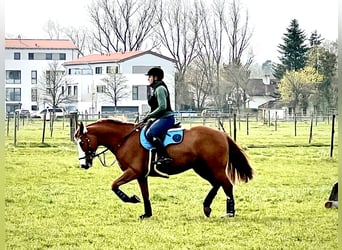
[{"x1": 5, "y1": 118, "x2": 338, "y2": 249}]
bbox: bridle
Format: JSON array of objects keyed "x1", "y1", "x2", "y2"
[{"x1": 78, "y1": 121, "x2": 145, "y2": 167}]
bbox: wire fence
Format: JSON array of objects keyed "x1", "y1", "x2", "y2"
[{"x1": 5, "y1": 111, "x2": 338, "y2": 157}]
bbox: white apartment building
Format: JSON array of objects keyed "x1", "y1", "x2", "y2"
[
  {"x1": 63, "y1": 51, "x2": 176, "y2": 115},
  {"x1": 5, "y1": 38, "x2": 78, "y2": 113}
]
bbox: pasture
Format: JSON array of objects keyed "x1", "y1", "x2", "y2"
[{"x1": 5, "y1": 117, "x2": 338, "y2": 249}]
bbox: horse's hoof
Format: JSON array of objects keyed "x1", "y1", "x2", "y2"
[
  {"x1": 139, "y1": 214, "x2": 152, "y2": 219},
  {"x1": 130, "y1": 195, "x2": 141, "y2": 203},
  {"x1": 221, "y1": 213, "x2": 235, "y2": 218},
  {"x1": 203, "y1": 207, "x2": 212, "y2": 217}
]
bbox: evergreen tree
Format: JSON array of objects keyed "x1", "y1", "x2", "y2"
[
  {"x1": 273, "y1": 19, "x2": 309, "y2": 79},
  {"x1": 309, "y1": 30, "x2": 324, "y2": 47}
]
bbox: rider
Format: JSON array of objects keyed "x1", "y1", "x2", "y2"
[{"x1": 143, "y1": 67, "x2": 175, "y2": 166}]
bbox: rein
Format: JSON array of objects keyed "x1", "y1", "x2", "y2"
[{"x1": 116, "y1": 121, "x2": 145, "y2": 149}]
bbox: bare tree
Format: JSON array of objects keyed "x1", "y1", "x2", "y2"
[
  {"x1": 225, "y1": 0, "x2": 253, "y2": 65},
  {"x1": 155, "y1": 0, "x2": 201, "y2": 110},
  {"x1": 223, "y1": 63, "x2": 250, "y2": 112},
  {"x1": 222, "y1": 0, "x2": 253, "y2": 113},
  {"x1": 39, "y1": 61, "x2": 74, "y2": 108},
  {"x1": 185, "y1": 59, "x2": 211, "y2": 110},
  {"x1": 43, "y1": 20, "x2": 63, "y2": 39},
  {"x1": 88, "y1": 0, "x2": 158, "y2": 53},
  {"x1": 63, "y1": 26, "x2": 92, "y2": 58},
  {"x1": 196, "y1": 0, "x2": 228, "y2": 109},
  {"x1": 101, "y1": 71, "x2": 128, "y2": 107}
]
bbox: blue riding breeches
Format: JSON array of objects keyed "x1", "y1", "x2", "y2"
[{"x1": 145, "y1": 115, "x2": 175, "y2": 141}]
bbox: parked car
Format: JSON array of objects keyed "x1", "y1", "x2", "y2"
[
  {"x1": 15, "y1": 109, "x2": 31, "y2": 118},
  {"x1": 6, "y1": 109, "x2": 31, "y2": 119},
  {"x1": 31, "y1": 108, "x2": 65, "y2": 120}
]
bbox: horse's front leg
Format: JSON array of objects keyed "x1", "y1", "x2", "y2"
[
  {"x1": 137, "y1": 176, "x2": 152, "y2": 219},
  {"x1": 112, "y1": 169, "x2": 140, "y2": 203}
]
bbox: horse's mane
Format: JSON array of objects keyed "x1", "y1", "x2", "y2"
[{"x1": 92, "y1": 118, "x2": 134, "y2": 127}]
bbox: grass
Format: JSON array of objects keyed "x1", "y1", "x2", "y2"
[{"x1": 5, "y1": 118, "x2": 338, "y2": 249}]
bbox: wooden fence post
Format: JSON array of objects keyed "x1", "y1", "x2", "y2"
[
  {"x1": 309, "y1": 114, "x2": 313, "y2": 144},
  {"x1": 330, "y1": 114, "x2": 335, "y2": 157},
  {"x1": 233, "y1": 113, "x2": 237, "y2": 141},
  {"x1": 69, "y1": 112, "x2": 78, "y2": 141},
  {"x1": 294, "y1": 113, "x2": 297, "y2": 136},
  {"x1": 246, "y1": 113, "x2": 249, "y2": 135}
]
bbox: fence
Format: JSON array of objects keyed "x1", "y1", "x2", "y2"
[{"x1": 5, "y1": 111, "x2": 338, "y2": 157}]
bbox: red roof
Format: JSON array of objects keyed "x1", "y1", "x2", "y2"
[
  {"x1": 63, "y1": 50, "x2": 176, "y2": 66},
  {"x1": 5, "y1": 39, "x2": 77, "y2": 49}
]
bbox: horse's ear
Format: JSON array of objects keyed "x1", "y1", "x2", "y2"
[
  {"x1": 78, "y1": 121, "x2": 88, "y2": 135},
  {"x1": 79, "y1": 122, "x2": 84, "y2": 135}
]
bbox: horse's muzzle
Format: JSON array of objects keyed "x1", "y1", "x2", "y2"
[
  {"x1": 80, "y1": 159, "x2": 93, "y2": 169},
  {"x1": 81, "y1": 164, "x2": 90, "y2": 169}
]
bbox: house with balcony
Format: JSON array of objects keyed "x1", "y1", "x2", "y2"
[
  {"x1": 62, "y1": 51, "x2": 176, "y2": 116},
  {"x1": 5, "y1": 38, "x2": 78, "y2": 113}
]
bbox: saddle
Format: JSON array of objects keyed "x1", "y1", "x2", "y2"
[
  {"x1": 140, "y1": 122, "x2": 183, "y2": 178},
  {"x1": 139, "y1": 122, "x2": 183, "y2": 150}
]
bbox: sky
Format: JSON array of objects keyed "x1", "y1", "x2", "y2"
[{"x1": 5, "y1": 0, "x2": 338, "y2": 64}]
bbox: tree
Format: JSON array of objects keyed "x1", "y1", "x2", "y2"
[
  {"x1": 225, "y1": 0, "x2": 253, "y2": 65},
  {"x1": 274, "y1": 19, "x2": 309, "y2": 79},
  {"x1": 63, "y1": 26, "x2": 93, "y2": 58},
  {"x1": 306, "y1": 40, "x2": 338, "y2": 112},
  {"x1": 39, "y1": 61, "x2": 74, "y2": 109},
  {"x1": 196, "y1": 0, "x2": 226, "y2": 109},
  {"x1": 155, "y1": 0, "x2": 201, "y2": 110},
  {"x1": 43, "y1": 20, "x2": 63, "y2": 39},
  {"x1": 88, "y1": 0, "x2": 158, "y2": 53},
  {"x1": 279, "y1": 66, "x2": 323, "y2": 113},
  {"x1": 185, "y1": 59, "x2": 211, "y2": 110},
  {"x1": 101, "y1": 71, "x2": 128, "y2": 107},
  {"x1": 223, "y1": 63, "x2": 250, "y2": 112}
]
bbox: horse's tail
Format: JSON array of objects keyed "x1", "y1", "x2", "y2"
[{"x1": 226, "y1": 135, "x2": 254, "y2": 185}]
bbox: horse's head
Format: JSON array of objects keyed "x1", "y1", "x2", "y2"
[{"x1": 74, "y1": 121, "x2": 98, "y2": 169}]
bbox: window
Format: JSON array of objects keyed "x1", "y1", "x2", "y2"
[
  {"x1": 59, "y1": 53, "x2": 66, "y2": 60},
  {"x1": 74, "y1": 86, "x2": 78, "y2": 96},
  {"x1": 106, "y1": 66, "x2": 119, "y2": 74},
  {"x1": 6, "y1": 88, "x2": 21, "y2": 101},
  {"x1": 97, "y1": 85, "x2": 106, "y2": 93},
  {"x1": 106, "y1": 66, "x2": 113, "y2": 74},
  {"x1": 14, "y1": 52, "x2": 21, "y2": 60},
  {"x1": 31, "y1": 88, "x2": 37, "y2": 101},
  {"x1": 68, "y1": 86, "x2": 72, "y2": 96},
  {"x1": 95, "y1": 67, "x2": 102, "y2": 74},
  {"x1": 132, "y1": 66, "x2": 160, "y2": 74},
  {"x1": 132, "y1": 85, "x2": 149, "y2": 100},
  {"x1": 6, "y1": 70, "x2": 21, "y2": 84},
  {"x1": 28, "y1": 53, "x2": 34, "y2": 60},
  {"x1": 31, "y1": 70, "x2": 37, "y2": 84},
  {"x1": 46, "y1": 53, "x2": 52, "y2": 60}
]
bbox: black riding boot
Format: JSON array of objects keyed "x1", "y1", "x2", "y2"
[{"x1": 151, "y1": 137, "x2": 172, "y2": 165}]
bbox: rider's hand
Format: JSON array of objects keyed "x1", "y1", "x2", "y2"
[{"x1": 142, "y1": 116, "x2": 149, "y2": 123}]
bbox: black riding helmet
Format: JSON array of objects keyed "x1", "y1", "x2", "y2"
[{"x1": 146, "y1": 67, "x2": 164, "y2": 80}]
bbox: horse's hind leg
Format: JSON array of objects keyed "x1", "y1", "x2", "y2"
[
  {"x1": 192, "y1": 163, "x2": 220, "y2": 217},
  {"x1": 203, "y1": 185, "x2": 220, "y2": 217},
  {"x1": 221, "y1": 178, "x2": 235, "y2": 217}
]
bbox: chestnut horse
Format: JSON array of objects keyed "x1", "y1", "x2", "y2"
[{"x1": 74, "y1": 119, "x2": 254, "y2": 219}]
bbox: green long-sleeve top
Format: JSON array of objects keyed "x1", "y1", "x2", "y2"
[{"x1": 146, "y1": 83, "x2": 173, "y2": 119}]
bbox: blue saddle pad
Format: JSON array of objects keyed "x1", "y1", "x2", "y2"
[{"x1": 140, "y1": 127, "x2": 184, "y2": 150}]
